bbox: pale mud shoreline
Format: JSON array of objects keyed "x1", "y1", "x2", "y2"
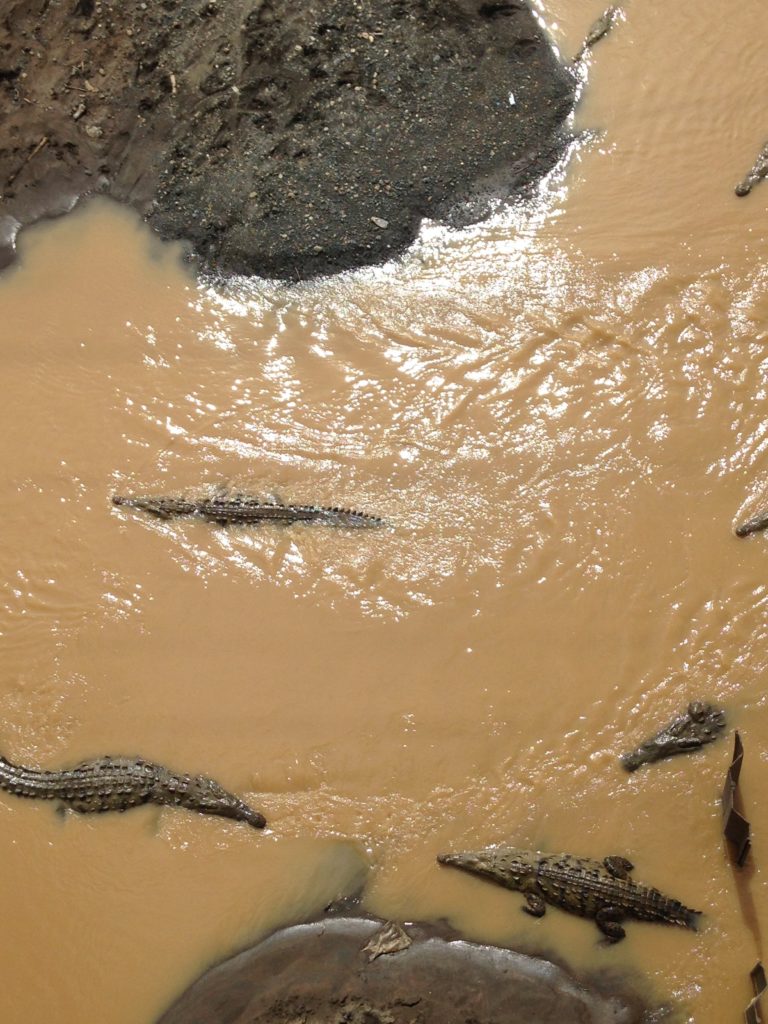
[{"x1": 0, "y1": 0, "x2": 576, "y2": 280}]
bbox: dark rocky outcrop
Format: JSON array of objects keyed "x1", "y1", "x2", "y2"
[
  {"x1": 157, "y1": 916, "x2": 653, "y2": 1024},
  {"x1": 0, "y1": 0, "x2": 576, "y2": 279}
]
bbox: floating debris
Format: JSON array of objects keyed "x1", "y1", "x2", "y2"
[
  {"x1": 721, "y1": 731, "x2": 751, "y2": 866},
  {"x1": 745, "y1": 962, "x2": 766, "y2": 1024}
]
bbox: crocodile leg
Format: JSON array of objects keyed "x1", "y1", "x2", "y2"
[
  {"x1": 603, "y1": 856, "x2": 634, "y2": 879},
  {"x1": 522, "y1": 893, "x2": 546, "y2": 917},
  {"x1": 595, "y1": 907, "x2": 626, "y2": 942}
]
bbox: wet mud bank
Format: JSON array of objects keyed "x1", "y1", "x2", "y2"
[
  {"x1": 0, "y1": 0, "x2": 576, "y2": 279},
  {"x1": 157, "y1": 916, "x2": 653, "y2": 1024}
]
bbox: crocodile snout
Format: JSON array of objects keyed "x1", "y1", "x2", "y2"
[{"x1": 437, "y1": 852, "x2": 480, "y2": 870}]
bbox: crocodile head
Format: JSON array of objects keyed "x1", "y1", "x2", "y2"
[
  {"x1": 437, "y1": 846, "x2": 537, "y2": 892},
  {"x1": 112, "y1": 495, "x2": 169, "y2": 516},
  {"x1": 621, "y1": 701, "x2": 726, "y2": 771},
  {"x1": 183, "y1": 774, "x2": 267, "y2": 829},
  {"x1": 112, "y1": 495, "x2": 196, "y2": 519}
]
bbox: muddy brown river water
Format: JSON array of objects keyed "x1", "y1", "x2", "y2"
[{"x1": 1, "y1": 1, "x2": 768, "y2": 1021}]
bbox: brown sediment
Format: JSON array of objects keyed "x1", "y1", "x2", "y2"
[
  {"x1": 157, "y1": 916, "x2": 651, "y2": 1024},
  {"x1": 0, "y1": 0, "x2": 575, "y2": 279}
]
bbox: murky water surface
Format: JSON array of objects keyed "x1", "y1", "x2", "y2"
[{"x1": 2, "y1": 2, "x2": 768, "y2": 1021}]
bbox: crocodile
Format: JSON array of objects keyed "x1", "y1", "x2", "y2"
[
  {"x1": 437, "y1": 847, "x2": 700, "y2": 942},
  {"x1": 735, "y1": 506, "x2": 768, "y2": 537},
  {"x1": 0, "y1": 753, "x2": 266, "y2": 828},
  {"x1": 574, "y1": 6, "x2": 621, "y2": 65},
  {"x1": 113, "y1": 493, "x2": 384, "y2": 528},
  {"x1": 735, "y1": 141, "x2": 768, "y2": 197},
  {"x1": 620, "y1": 701, "x2": 726, "y2": 771}
]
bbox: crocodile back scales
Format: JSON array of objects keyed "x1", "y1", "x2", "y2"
[
  {"x1": 113, "y1": 494, "x2": 383, "y2": 527},
  {"x1": 535, "y1": 854, "x2": 697, "y2": 926},
  {"x1": 438, "y1": 847, "x2": 700, "y2": 929}
]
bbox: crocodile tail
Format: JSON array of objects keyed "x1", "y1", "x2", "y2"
[{"x1": 320, "y1": 506, "x2": 385, "y2": 527}]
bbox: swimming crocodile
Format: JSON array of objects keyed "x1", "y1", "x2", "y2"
[
  {"x1": 113, "y1": 493, "x2": 384, "y2": 528},
  {"x1": 736, "y1": 506, "x2": 768, "y2": 537},
  {"x1": 620, "y1": 701, "x2": 726, "y2": 771},
  {"x1": 735, "y1": 141, "x2": 768, "y2": 197},
  {"x1": 437, "y1": 847, "x2": 700, "y2": 942},
  {"x1": 574, "y1": 6, "x2": 621, "y2": 65},
  {"x1": 0, "y1": 753, "x2": 266, "y2": 828}
]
